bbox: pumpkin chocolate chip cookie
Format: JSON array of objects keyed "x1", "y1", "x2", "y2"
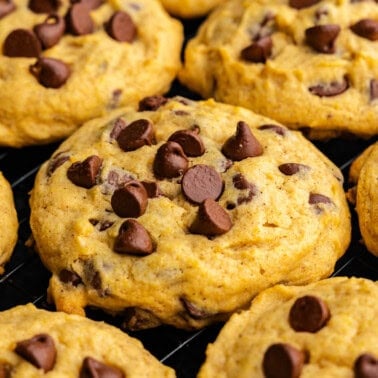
[
  {"x1": 198, "y1": 276, "x2": 378, "y2": 378},
  {"x1": 179, "y1": 0, "x2": 378, "y2": 139},
  {"x1": 0, "y1": 0, "x2": 183, "y2": 147},
  {"x1": 29, "y1": 97, "x2": 351, "y2": 330}
]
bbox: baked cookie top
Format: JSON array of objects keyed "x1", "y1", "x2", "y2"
[
  {"x1": 348, "y1": 141, "x2": 378, "y2": 256},
  {"x1": 179, "y1": 0, "x2": 378, "y2": 140},
  {"x1": 159, "y1": 0, "x2": 224, "y2": 18},
  {"x1": 29, "y1": 96, "x2": 351, "y2": 330},
  {"x1": 0, "y1": 172, "x2": 18, "y2": 274},
  {"x1": 198, "y1": 276, "x2": 378, "y2": 378},
  {"x1": 0, "y1": 0, "x2": 183, "y2": 147},
  {"x1": 0, "y1": 303, "x2": 175, "y2": 377}
]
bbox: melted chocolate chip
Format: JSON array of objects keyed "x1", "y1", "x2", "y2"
[
  {"x1": 370, "y1": 79, "x2": 378, "y2": 101},
  {"x1": 59, "y1": 269, "x2": 82, "y2": 286},
  {"x1": 138, "y1": 95, "x2": 168, "y2": 111},
  {"x1": 168, "y1": 129, "x2": 205, "y2": 157},
  {"x1": 116, "y1": 119, "x2": 155, "y2": 152},
  {"x1": 0, "y1": 0, "x2": 15, "y2": 19},
  {"x1": 29, "y1": 57, "x2": 70, "y2": 88},
  {"x1": 15, "y1": 334, "x2": 56, "y2": 372},
  {"x1": 28, "y1": 0, "x2": 59, "y2": 13},
  {"x1": 114, "y1": 219, "x2": 153, "y2": 255},
  {"x1": 67, "y1": 155, "x2": 103, "y2": 189},
  {"x1": 222, "y1": 121, "x2": 263, "y2": 161},
  {"x1": 263, "y1": 343, "x2": 306, "y2": 378},
  {"x1": 153, "y1": 141, "x2": 189, "y2": 179},
  {"x1": 258, "y1": 124, "x2": 287, "y2": 136},
  {"x1": 279, "y1": 163, "x2": 309, "y2": 175},
  {"x1": 240, "y1": 36, "x2": 272, "y2": 63},
  {"x1": 289, "y1": 295, "x2": 330, "y2": 332},
  {"x1": 105, "y1": 11, "x2": 136, "y2": 43},
  {"x1": 289, "y1": 0, "x2": 319, "y2": 8},
  {"x1": 80, "y1": 357, "x2": 124, "y2": 378},
  {"x1": 182, "y1": 165, "x2": 224, "y2": 204},
  {"x1": 309, "y1": 76, "x2": 349, "y2": 97},
  {"x1": 189, "y1": 198, "x2": 232, "y2": 236},
  {"x1": 354, "y1": 354, "x2": 378, "y2": 378},
  {"x1": 33, "y1": 14, "x2": 65, "y2": 49},
  {"x1": 351, "y1": 19, "x2": 378, "y2": 41},
  {"x1": 89, "y1": 218, "x2": 114, "y2": 231},
  {"x1": 0, "y1": 364, "x2": 11, "y2": 378},
  {"x1": 46, "y1": 152, "x2": 69, "y2": 176},
  {"x1": 305, "y1": 24, "x2": 340, "y2": 53},
  {"x1": 65, "y1": 3, "x2": 94, "y2": 35},
  {"x1": 3, "y1": 29, "x2": 41, "y2": 58},
  {"x1": 71, "y1": 0, "x2": 103, "y2": 10},
  {"x1": 111, "y1": 180, "x2": 148, "y2": 218},
  {"x1": 232, "y1": 173, "x2": 257, "y2": 205},
  {"x1": 309, "y1": 192, "x2": 332, "y2": 204},
  {"x1": 180, "y1": 297, "x2": 210, "y2": 319},
  {"x1": 141, "y1": 181, "x2": 161, "y2": 198},
  {"x1": 233, "y1": 173, "x2": 251, "y2": 190},
  {"x1": 110, "y1": 118, "x2": 127, "y2": 140}
]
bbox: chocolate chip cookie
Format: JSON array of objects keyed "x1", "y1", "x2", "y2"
[
  {"x1": 347, "y1": 141, "x2": 378, "y2": 256},
  {"x1": 179, "y1": 0, "x2": 378, "y2": 139},
  {"x1": 0, "y1": 0, "x2": 183, "y2": 147},
  {"x1": 198, "y1": 276, "x2": 378, "y2": 378},
  {"x1": 29, "y1": 96, "x2": 351, "y2": 330},
  {"x1": 0, "y1": 172, "x2": 18, "y2": 274},
  {"x1": 0, "y1": 303, "x2": 175, "y2": 377},
  {"x1": 159, "y1": 0, "x2": 224, "y2": 18}
]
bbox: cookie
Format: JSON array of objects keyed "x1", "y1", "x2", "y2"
[
  {"x1": 347, "y1": 141, "x2": 378, "y2": 256},
  {"x1": 198, "y1": 276, "x2": 378, "y2": 378},
  {"x1": 0, "y1": 303, "x2": 175, "y2": 377},
  {"x1": 179, "y1": 0, "x2": 378, "y2": 140},
  {"x1": 0, "y1": 172, "x2": 18, "y2": 274},
  {"x1": 0, "y1": 0, "x2": 183, "y2": 147},
  {"x1": 29, "y1": 96, "x2": 351, "y2": 330},
  {"x1": 159, "y1": 0, "x2": 224, "y2": 18}
]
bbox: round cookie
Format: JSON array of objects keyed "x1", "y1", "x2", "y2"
[
  {"x1": 347, "y1": 141, "x2": 378, "y2": 256},
  {"x1": 179, "y1": 0, "x2": 378, "y2": 140},
  {"x1": 0, "y1": 303, "x2": 175, "y2": 377},
  {"x1": 0, "y1": 0, "x2": 183, "y2": 147},
  {"x1": 0, "y1": 172, "x2": 18, "y2": 274},
  {"x1": 198, "y1": 276, "x2": 378, "y2": 378},
  {"x1": 159, "y1": 0, "x2": 224, "y2": 18},
  {"x1": 29, "y1": 96, "x2": 351, "y2": 330}
]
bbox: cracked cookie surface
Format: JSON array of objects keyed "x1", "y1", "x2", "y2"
[{"x1": 30, "y1": 97, "x2": 351, "y2": 330}]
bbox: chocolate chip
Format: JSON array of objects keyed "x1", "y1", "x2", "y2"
[
  {"x1": 354, "y1": 354, "x2": 378, "y2": 378},
  {"x1": 33, "y1": 14, "x2": 65, "y2": 49},
  {"x1": 168, "y1": 129, "x2": 205, "y2": 157},
  {"x1": 289, "y1": 295, "x2": 330, "y2": 332},
  {"x1": 15, "y1": 334, "x2": 56, "y2": 372},
  {"x1": 305, "y1": 24, "x2": 340, "y2": 53},
  {"x1": 141, "y1": 181, "x2": 161, "y2": 198},
  {"x1": 80, "y1": 357, "x2": 124, "y2": 378},
  {"x1": 370, "y1": 79, "x2": 378, "y2": 101},
  {"x1": 29, "y1": 57, "x2": 70, "y2": 88},
  {"x1": 67, "y1": 155, "x2": 103, "y2": 189},
  {"x1": 222, "y1": 121, "x2": 263, "y2": 161},
  {"x1": 233, "y1": 173, "x2": 251, "y2": 190},
  {"x1": 0, "y1": 0, "x2": 15, "y2": 19},
  {"x1": 0, "y1": 364, "x2": 11, "y2": 378},
  {"x1": 3, "y1": 29, "x2": 41, "y2": 57},
  {"x1": 71, "y1": 0, "x2": 103, "y2": 10},
  {"x1": 289, "y1": 0, "x2": 320, "y2": 8},
  {"x1": 263, "y1": 343, "x2": 306, "y2": 378},
  {"x1": 28, "y1": 0, "x2": 59, "y2": 13},
  {"x1": 240, "y1": 36, "x2": 272, "y2": 63},
  {"x1": 182, "y1": 165, "x2": 224, "y2": 204},
  {"x1": 153, "y1": 141, "x2": 189, "y2": 179},
  {"x1": 110, "y1": 118, "x2": 127, "y2": 140},
  {"x1": 108, "y1": 88, "x2": 122, "y2": 109},
  {"x1": 279, "y1": 163, "x2": 309, "y2": 175},
  {"x1": 89, "y1": 219, "x2": 114, "y2": 231},
  {"x1": 138, "y1": 95, "x2": 168, "y2": 111},
  {"x1": 47, "y1": 152, "x2": 69, "y2": 176},
  {"x1": 59, "y1": 269, "x2": 82, "y2": 286},
  {"x1": 232, "y1": 173, "x2": 257, "y2": 205},
  {"x1": 189, "y1": 198, "x2": 232, "y2": 236},
  {"x1": 180, "y1": 297, "x2": 210, "y2": 319},
  {"x1": 309, "y1": 192, "x2": 332, "y2": 204},
  {"x1": 116, "y1": 119, "x2": 155, "y2": 152},
  {"x1": 309, "y1": 76, "x2": 349, "y2": 97},
  {"x1": 122, "y1": 308, "x2": 161, "y2": 331},
  {"x1": 105, "y1": 11, "x2": 136, "y2": 43},
  {"x1": 258, "y1": 124, "x2": 287, "y2": 136},
  {"x1": 114, "y1": 219, "x2": 153, "y2": 255},
  {"x1": 65, "y1": 3, "x2": 94, "y2": 36},
  {"x1": 111, "y1": 180, "x2": 148, "y2": 218},
  {"x1": 351, "y1": 19, "x2": 378, "y2": 41}
]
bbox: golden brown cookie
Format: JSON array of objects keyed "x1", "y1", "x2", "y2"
[{"x1": 159, "y1": 0, "x2": 224, "y2": 18}]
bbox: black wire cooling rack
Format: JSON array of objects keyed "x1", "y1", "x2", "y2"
[{"x1": 0, "y1": 17, "x2": 377, "y2": 378}]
